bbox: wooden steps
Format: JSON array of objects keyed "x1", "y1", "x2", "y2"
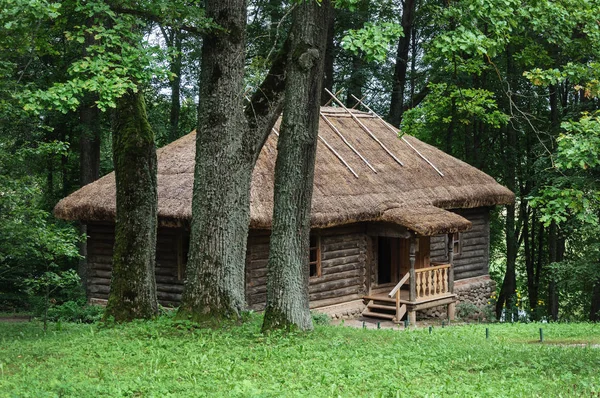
[
  {"x1": 362, "y1": 310, "x2": 395, "y2": 320},
  {"x1": 361, "y1": 297, "x2": 406, "y2": 323}
]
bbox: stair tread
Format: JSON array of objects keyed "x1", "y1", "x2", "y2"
[
  {"x1": 368, "y1": 303, "x2": 397, "y2": 311},
  {"x1": 362, "y1": 311, "x2": 395, "y2": 320},
  {"x1": 363, "y1": 295, "x2": 396, "y2": 303}
]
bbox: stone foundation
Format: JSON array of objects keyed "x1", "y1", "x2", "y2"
[
  {"x1": 314, "y1": 299, "x2": 366, "y2": 320},
  {"x1": 417, "y1": 275, "x2": 496, "y2": 320}
]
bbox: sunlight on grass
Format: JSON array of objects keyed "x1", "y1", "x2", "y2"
[{"x1": 0, "y1": 316, "x2": 599, "y2": 397}]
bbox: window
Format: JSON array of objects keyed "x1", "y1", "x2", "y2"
[
  {"x1": 452, "y1": 232, "x2": 462, "y2": 256},
  {"x1": 309, "y1": 235, "x2": 321, "y2": 278}
]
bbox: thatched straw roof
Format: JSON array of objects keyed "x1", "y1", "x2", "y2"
[{"x1": 54, "y1": 107, "x2": 514, "y2": 236}]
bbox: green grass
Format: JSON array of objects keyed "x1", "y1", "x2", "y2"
[{"x1": 0, "y1": 317, "x2": 599, "y2": 397}]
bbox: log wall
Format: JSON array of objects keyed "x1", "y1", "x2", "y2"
[
  {"x1": 430, "y1": 207, "x2": 490, "y2": 280},
  {"x1": 245, "y1": 225, "x2": 368, "y2": 311},
  {"x1": 87, "y1": 223, "x2": 187, "y2": 306}
]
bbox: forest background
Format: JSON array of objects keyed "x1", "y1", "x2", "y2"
[{"x1": 0, "y1": 0, "x2": 598, "y2": 322}]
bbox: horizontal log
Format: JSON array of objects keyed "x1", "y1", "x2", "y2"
[
  {"x1": 156, "y1": 284, "x2": 184, "y2": 294},
  {"x1": 89, "y1": 277, "x2": 111, "y2": 286},
  {"x1": 248, "y1": 293, "x2": 266, "y2": 307},
  {"x1": 248, "y1": 267, "x2": 268, "y2": 279},
  {"x1": 321, "y1": 247, "x2": 362, "y2": 261},
  {"x1": 248, "y1": 258, "x2": 268, "y2": 270},
  {"x1": 322, "y1": 261, "x2": 362, "y2": 276},
  {"x1": 310, "y1": 269, "x2": 361, "y2": 286},
  {"x1": 309, "y1": 277, "x2": 360, "y2": 295},
  {"x1": 89, "y1": 284, "x2": 110, "y2": 295},
  {"x1": 319, "y1": 225, "x2": 363, "y2": 237},
  {"x1": 156, "y1": 275, "x2": 184, "y2": 285},
  {"x1": 309, "y1": 285, "x2": 360, "y2": 302},
  {"x1": 455, "y1": 270, "x2": 485, "y2": 280},
  {"x1": 89, "y1": 262, "x2": 112, "y2": 271},
  {"x1": 321, "y1": 239, "x2": 364, "y2": 252},
  {"x1": 157, "y1": 292, "x2": 182, "y2": 302},
  {"x1": 88, "y1": 269, "x2": 112, "y2": 279},
  {"x1": 321, "y1": 254, "x2": 362, "y2": 268},
  {"x1": 247, "y1": 284, "x2": 267, "y2": 296},
  {"x1": 310, "y1": 293, "x2": 363, "y2": 309},
  {"x1": 454, "y1": 262, "x2": 486, "y2": 273}
]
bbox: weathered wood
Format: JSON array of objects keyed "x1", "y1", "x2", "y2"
[
  {"x1": 409, "y1": 238, "x2": 416, "y2": 302},
  {"x1": 321, "y1": 247, "x2": 362, "y2": 261},
  {"x1": 309, "y1": 285, "x2": 360, "y2": 302},
  {"x1": 310, "y1": 293, "x2": 362, "y2": 309},
  {"x1": 321, "y1": 262, "x2": 362, "y2": 275},
  {"x1": 309, "y1": 277, "x2": 361, "y2": 294}
]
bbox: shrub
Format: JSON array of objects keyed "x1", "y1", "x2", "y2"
[{"x1": 45, "y1": 301, "x2": 104, "y2": 323}]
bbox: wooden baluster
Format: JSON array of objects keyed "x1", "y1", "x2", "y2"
[
  {"x1": 433, "y1": 269, "x2": 438, "y2": 296},
  {"x1": 428, "y1": 269, "x2": 433, "y2": 297},
  {"x1": 443, "y1": 268, "x2": 448, "y2": 293},
  {"x1": 416, "y1": 272, "x2": 421, "y2": 298}
]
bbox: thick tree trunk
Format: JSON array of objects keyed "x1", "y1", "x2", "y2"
[
  {"x1": 178, "y1": 1, "x2": 249, "y2": 322},
  {"x1": 262, "y1": 0, "x2": 330, "y2": 332},
  {"x1": 345, "y1": 54, "x2": 365, "y2": 108},
  {"x1": 105, "y1": 89, "x2": 158, "y2": 321},
  {"x1": 178, "y1": 0, "x2": 289, "y2": 323},
  {"x1": 388, "y1": 0, "x2": 418, "y2": 127}
]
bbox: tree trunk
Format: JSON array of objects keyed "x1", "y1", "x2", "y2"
[
  {"x1": 169, "y1": 30, "x2": 183, "y2": 142},
  {"x1": 547, "y1": 221, "x2": 559, "y2": 320},
  {"x1": 178, "y1": 0, "x2": 289, "y2": 323},
  {"x1": 388, "y1": 0, "x2": 418, "y2": 127},
  {"x1": 321, "y1": 8, "x2": 335, "y2": 105},
  {"x1": 104, "y1": 88, "x2": 158, "y2": 321},
  {"x1": 262, "y1": 0, "x2": 330, "y2": 332},
  {"x1": 496, "y1": 126, "x2": 518, "y2": 320}
]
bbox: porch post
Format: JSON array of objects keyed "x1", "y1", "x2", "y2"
[
  {"x1": 408, "y1": 237, "x2": 417, "y2": 325},
  {"x1": 447, "y1": 233, "x2": 456, "y2": 321}
]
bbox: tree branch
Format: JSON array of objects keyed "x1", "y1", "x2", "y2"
[
  {"x1": 244, "y1": 35, "x2": 291, "y2": 160},
  {"x1": 109, "y1": 5, "x2": 207, "y2": 35}
]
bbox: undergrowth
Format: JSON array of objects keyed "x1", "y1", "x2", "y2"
[{"x1": 0, "y1": 315, "x2": 598, "y2": 397}]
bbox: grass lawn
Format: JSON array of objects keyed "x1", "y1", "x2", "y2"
[{"x1": 0, "y1": 316, "x2": 599, "y2": 397}]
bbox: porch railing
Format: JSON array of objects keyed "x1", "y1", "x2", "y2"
[{"x1": 415, "y1": 263, "x2": 451, "y2": 299}]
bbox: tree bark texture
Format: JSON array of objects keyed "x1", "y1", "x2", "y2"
[
  {"x1": 262, "y1": 0, "x2": 330, "y2": 332},
  {"x1": 178, "y1": 0, "x2": 289, "y2": 323},
  {"x1": 105, "y1": 89, "x2": 158, "y2": 321},
  {"x1": 388, "y1": 0, "x2": 418, "y2": 127},
  {"x1": 321, "y1": 8, "x2": 335, "y2": 105},
  {"x1": 169, "y1": 30, "x2": 183, "y2": 142}
]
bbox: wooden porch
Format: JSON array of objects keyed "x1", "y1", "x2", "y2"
[{"x1": 363, "y1": 260, "x2": 457, "y2": 323}]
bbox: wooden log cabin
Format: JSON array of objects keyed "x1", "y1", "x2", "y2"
[{"x1": 54, "y1": 107, "x2": 514, "y2": 322}]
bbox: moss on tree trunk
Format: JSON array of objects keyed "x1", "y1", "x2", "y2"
[
  {"x1": 262, "y1": 0, "x2": 330, "y2": 333},
  {"x1": 105, "y1": 89, "x2": 158, "y2": 322}
]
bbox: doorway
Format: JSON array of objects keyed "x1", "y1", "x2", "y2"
[{"x1": 377, "y1": 237, "x2": 399, "y2": 285}]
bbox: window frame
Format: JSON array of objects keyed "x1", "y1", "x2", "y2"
[{"x1": 452, "y1": 232, "x2": 462, "y2": 257}]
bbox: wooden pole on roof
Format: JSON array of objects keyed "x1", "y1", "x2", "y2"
[
  {"x1": 325, "y1": 88, "x2": 404, "y2": 167},
  {"x1": 350, "y1": 94, "x2": 445, "y2": 177},
  {"x1": 272, "y1": 127, "x2": 359, "y2": 178},
  {"x1": 322, "y1": 88, "x2": 344, "y2": 107},
  {"x1": 320, "y1": 112, "x2": 377, "y2": 173}
]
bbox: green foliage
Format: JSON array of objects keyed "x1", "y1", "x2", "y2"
[
  {"x1": 342, "y1": 22, "x2": 403, "y2": 62},
  {"x1": 0, "y1": 317, "x2": 599, "y2": 396},
  {"x1": 45, "y1": 301, "x2": 104, "y2": 323}
]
